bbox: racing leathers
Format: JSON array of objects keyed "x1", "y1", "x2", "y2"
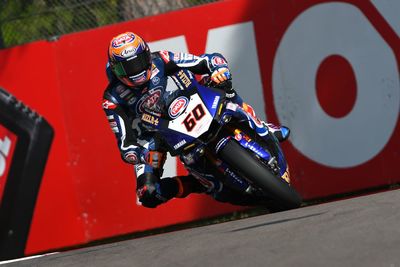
[{"x1": 102, "y1": 51, "x2": 289, "y2": 208}]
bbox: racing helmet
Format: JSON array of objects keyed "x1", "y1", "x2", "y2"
[{"x1": 108, "y1": 32, "x2": 152, "y2": 87}]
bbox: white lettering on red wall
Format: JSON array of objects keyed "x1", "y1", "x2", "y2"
[
  {"x1": 272, "y1": 3, "x2": 400, "y2": 168},
  {"x1": 0, "y1": 135, "x2": 11, "y2": 177},
  {"x1": 149, "y1": 7, "x2": 400, "y2": 170},
  {"x1": 371, "y1": 0, "x2": 400, "y2": 37},
  {"x1": 206, "y1": 22, "x2": 266, "y2": 121}
]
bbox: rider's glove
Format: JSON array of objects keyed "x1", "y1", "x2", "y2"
[{"x1": 211, "y1": 67, "x2": 231, "y2": 84}]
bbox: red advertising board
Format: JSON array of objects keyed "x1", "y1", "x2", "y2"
[
  {"x1": 0, "y1": 41, "x2": 87, "y2": 253},
  {"x1": 0, "y1": 0, "x2": 398, "y2": 256}
]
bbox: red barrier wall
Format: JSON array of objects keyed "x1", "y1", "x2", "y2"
[
  {"x1": 0, "y1": 42, "x2": 87, "y2": 250},
  {"x1": 0, "y1": 0, "x2": 398, "y2": 256}
]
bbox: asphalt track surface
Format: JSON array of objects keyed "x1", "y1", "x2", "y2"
[{"x1": 4, "y1": 188, "x2": 400, "y2": 267}]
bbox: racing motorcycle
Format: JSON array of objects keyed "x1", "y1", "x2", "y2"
[{"x1": 141, "y1": 70, "x2": 302, "y2": 210}]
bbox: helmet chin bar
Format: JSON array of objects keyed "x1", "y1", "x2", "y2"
[{"x1": 119, "y1": 68, "x2": 151, "y2": 87}]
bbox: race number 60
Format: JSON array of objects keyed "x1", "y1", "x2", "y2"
[{"x1": 182, "y1": 104, "x2": 206, "y2": 132}]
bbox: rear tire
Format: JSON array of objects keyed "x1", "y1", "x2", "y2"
[{"x1": 219, "y1": 139, "x2": 301, "y2": 210}]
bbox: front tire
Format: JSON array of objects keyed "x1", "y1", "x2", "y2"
[{"x1": 219, "y1": 140, "x2": 302, "y2": 210}]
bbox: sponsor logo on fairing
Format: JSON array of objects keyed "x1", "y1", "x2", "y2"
[
  {"x1": 168, "y1": 96, "x2": 189, "y2": 118},
  {"x1": 234, "y1": 129, "x2": 249, "y2": 142},
  {"x1": 246, "y1": 143, "x2": 261, "y2": 155},
  {"x1": 281, "y1": 166, "x2": 291, "y2": 184},
  {"x1": 102, "y1": 99, "x2": 117, "y2": 109},
  {"x1": 173, "y1": 139, "x2": 187, "y2": 150},
  {"x1": 212, "y1": 96, "x2": 220, "y2": 109},
  {"x1": 234, "y1": 132, "x2": 242, "y2": 141},
  {"x1": 112, "y1": 33, "x2": 135, "y2": 48}
]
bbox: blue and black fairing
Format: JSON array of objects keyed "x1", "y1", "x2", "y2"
[{"x1": 140, "y1": 69, "x2": 225, "y2": 155}]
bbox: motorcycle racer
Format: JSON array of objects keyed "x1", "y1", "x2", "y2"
[{"x1": 102, "y1": 32, "x2": 290, "y2": 208}]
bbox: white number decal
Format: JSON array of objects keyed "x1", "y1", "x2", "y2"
[{"x1": 168, "y1": 94, "x2": 213, "y2": 138}]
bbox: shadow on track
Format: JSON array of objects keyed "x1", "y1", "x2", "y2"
[{"x1": 229, "y1": 212, "x2": 325, "y2": 232}]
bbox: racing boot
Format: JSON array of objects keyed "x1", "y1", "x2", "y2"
[
  {"x1": 136, "y1": 174, "x2": 206, "y2": 208},
  {"x1": 174, "y1": 174, "x2": 208, "y2": 198},
  {"x1": 241, "y1": 102, "x2": 290, "y2": 142},
  {"x1": 264, "y1": 123, "x2": 290, "y2": 142}
]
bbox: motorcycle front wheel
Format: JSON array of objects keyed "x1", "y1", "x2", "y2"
[{"x1": 219, "y1": 139, "x2": 302, "y2": 210}]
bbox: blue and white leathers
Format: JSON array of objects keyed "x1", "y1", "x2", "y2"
[{"x1": 103, "y1": 51, "x2": 231, "y2": 176}]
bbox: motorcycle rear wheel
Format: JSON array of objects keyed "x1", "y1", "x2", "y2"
[{"x1": 219, "y1": 139, "x2": 302, "y2": 210}]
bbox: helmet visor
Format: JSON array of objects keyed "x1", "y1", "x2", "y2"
[{"x1": 113, "y1": 50, "x2": 151, "y2": 78}]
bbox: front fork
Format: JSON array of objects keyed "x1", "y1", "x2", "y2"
[
  {"x1": 215, "y1": 127, "x2": 291, "y2": 186},
  {"x1": 218, "y1": 103, "x2": 291, "y2": 183}
]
